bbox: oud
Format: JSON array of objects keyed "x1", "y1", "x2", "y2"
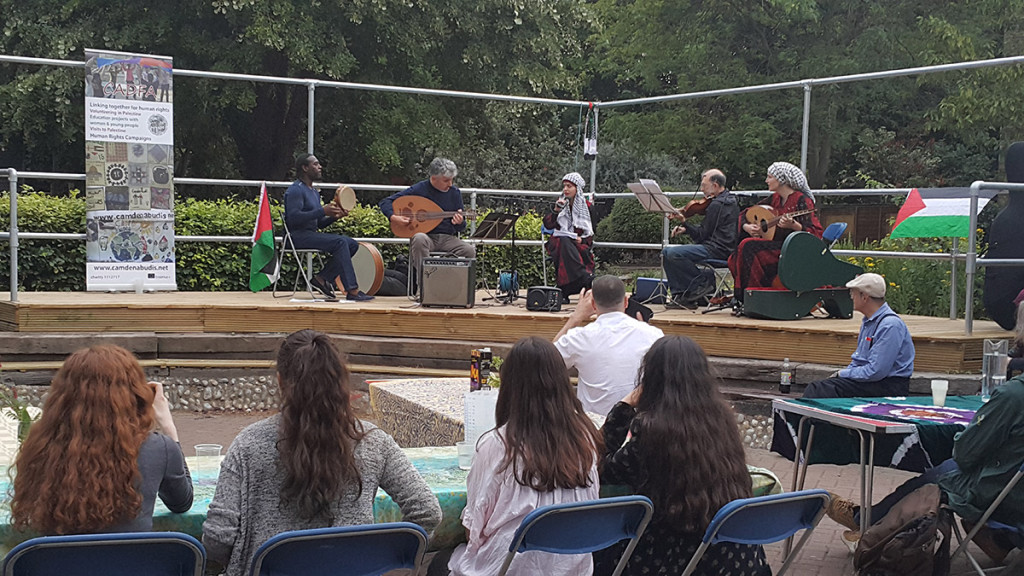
[
  {"x1": 745, "y1": 205, "x2": 816, "y2": 241},
  {"x1": 390, "y1": 196, "x2": 478, "y2": 238}
]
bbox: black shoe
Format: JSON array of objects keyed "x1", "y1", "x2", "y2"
[
  {"x1": 346, "y1": 291, "x2": 375, "y2": 302},
  {"x1": 310, "y1": 276, "x2": 337, "y2": 299}
]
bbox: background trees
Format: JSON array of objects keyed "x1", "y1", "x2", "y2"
[{"x1": 1, "y1": 0, "x2": 1023, "y2": 196}]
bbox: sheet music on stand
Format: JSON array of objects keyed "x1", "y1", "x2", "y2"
[{"x1": 628, "y1": 179, "x2": 681, "y2": 216}]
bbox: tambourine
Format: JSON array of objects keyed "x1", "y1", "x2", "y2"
[{"x1": 333, "y1": 185, "x2": 357, "y2": 211}]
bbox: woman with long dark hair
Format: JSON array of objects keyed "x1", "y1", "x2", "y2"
[
  {"x1": 449, "y1": 336, "x2": 603, "y2": 575},
  {"x1": 10, "y1": 345, "x2": 193, "y2": 534},
  {"x1": 203, "y1": 330, "x2": 440, "y2": 576},
  {"x1": 595, "y1": 336, "x2": 769, "y2": 575}
]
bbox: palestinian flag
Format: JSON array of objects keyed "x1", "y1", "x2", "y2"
[
  {"x1": 890, "y1": 187, "x2": 994, "y2": 238},
  {"x1": 249, "y1": 182, "x2": 279, "y2": 291}
]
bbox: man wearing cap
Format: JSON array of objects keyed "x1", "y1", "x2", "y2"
[
  {"x1": 662, "y1": 168, "x2": 738, "y2": 309},
  {"x1": 802, "y1": 273, "x2": 915, "y2": 398}
]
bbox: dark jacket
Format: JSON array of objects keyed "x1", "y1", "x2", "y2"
[
  {"x1": 937, "y1": 375, "x2": 1024, "y2": 532},
  {"x1": 684, "y1": 190, "x2": 739, "y2": 260}
]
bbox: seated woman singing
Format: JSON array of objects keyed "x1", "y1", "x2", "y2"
[
  {"x1": 728, "y1": 161, "x2": 823, "y2": 307},
  {"x1": 544, "y1": 172, "x2": 595, "y2": 303}
]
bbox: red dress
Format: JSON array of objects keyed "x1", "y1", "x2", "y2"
[{"x1": 728, "y1": 191, "x2": 822, "y2": 302}]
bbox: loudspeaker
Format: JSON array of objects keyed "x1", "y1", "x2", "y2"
[
  {"x1": 526, "y1": 286, "x2": 562, "y2": 312},
  {"x1": 421, "y1": 258, "x2": 475, "y2": 308},
  {"x1": 633, "y1": 277, "x2": 669, "y2": 305}
]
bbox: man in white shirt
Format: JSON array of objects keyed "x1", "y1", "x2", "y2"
[{"x1": 553, "y1": 275, "x2": 665, "y2": 415}]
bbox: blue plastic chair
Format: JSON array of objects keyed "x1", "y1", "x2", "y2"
[
  {"x1": 247, "y1": 523, "x2": 428, "y2": 576},
  {"x1": 680, "y1": 489, "x2": 831, "y2": 576},
  {"x1": 822, "y1": 221, "x2": 848, "y2": 247},
  {"x1": 497, "y1": 495, "x2": 654, "y2": 576},
  {"x1": 951, "y1": 460, "x2": 1024, "y2": 575},
  {"x1": 1, "y1": 531, "x2": 205, "y2": 576}
]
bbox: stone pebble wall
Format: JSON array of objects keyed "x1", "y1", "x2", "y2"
[{"x1": 10, "y1": 380, "x2": 776, "y2": 450}]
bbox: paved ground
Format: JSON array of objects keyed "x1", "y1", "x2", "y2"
[{"x1": 174, "y1": 410, "x2": 1016, "y2": 575}]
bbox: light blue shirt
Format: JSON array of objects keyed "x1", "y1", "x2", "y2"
[{"x1": 839, "y1": 302, "x2": 915, "y2": 381}]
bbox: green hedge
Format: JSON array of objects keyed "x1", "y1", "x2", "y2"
[{"x1": 0, "y1": 189, "x2": 550, "y2": 291}]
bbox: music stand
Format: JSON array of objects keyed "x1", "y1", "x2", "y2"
[
  {"x1": 628, "y1": 179, "x2": 682, "y2": 304},
  {"x1": 628, "y1": 179, "x2": 680, "y2": 216},
  {"x1": 473, "y1": 212, "x2": 521, "y2": 303}
]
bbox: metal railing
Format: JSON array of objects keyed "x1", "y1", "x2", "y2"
[{"x1": 4, "y1": 53, "x2": 1024, "y2": 331}]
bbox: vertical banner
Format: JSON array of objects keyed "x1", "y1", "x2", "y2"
[{"x1": 84, "y1": 49, "x2": 176, "y2": 291}]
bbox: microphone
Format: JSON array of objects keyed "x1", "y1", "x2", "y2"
[{"x1": 554, "y1": 194, "x2": 569, "y2": 212}]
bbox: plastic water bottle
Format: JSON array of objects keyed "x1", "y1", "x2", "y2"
[{"x1": 779, "y1": 358, "x2": 792, "y2": 394}]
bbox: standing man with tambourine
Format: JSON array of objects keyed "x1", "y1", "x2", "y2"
[
  {"x1": 284, "y1": 153, "x2": 374, "y2": 302},
  {"x1": 378, "y1": 158, "x2": 476, "y2": 293},
  {"x1": 728, "y1": 161, "x2": 823, "y2": 313}
]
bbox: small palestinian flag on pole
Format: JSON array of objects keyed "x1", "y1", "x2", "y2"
[
  {"x1": 249, "y1": 182, "x2": 279, "y2": 291},
  {"x1": 890, "y1": 187, "x2": 994, "y2": 238}
]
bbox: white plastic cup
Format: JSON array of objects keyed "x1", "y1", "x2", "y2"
[
  {"x1": 931, "y1": 379, "x2": 949, "y2": 407},
  {"x1": 194, "y1": 443, "x2": 223, "y2": 485},
  {"x1": 455, "y1": 441, "x2": 474, "y2": 471}
]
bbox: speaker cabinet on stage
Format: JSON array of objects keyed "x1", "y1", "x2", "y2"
[
  {"x1": 526, "y1": 286, "x2": 562, "y2": 312},
  {"x1": 421, "y1": 258, "x2": 476, "y2": 308}
]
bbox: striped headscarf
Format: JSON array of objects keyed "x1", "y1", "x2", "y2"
[
  {"x1": 559, "y1": 172, "x2": 593, "y2": 237},
  {"x1": 767, "y1": 162, "x2": 814, "y2": 201}
]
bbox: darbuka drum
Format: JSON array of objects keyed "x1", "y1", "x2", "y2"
[
  {"x1": 333, "y1": 185, "x2": 357, "y2": 211},
  {"x1": 351, "y1": 242, "x2": 384, "y2": 295}
]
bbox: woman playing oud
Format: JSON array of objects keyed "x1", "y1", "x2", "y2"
[
  {"x1": 728, "y1": 162, "x2": 823, "y2": 310},
  {"x1": 544, "y1": 172, "x2": 595, "y2": 303}
]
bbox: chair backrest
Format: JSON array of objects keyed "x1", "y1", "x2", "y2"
[
  {"x1": 247, "y1": 523, "x2": 428, "y2": 576},
  {"x1": 498, "y1": 495, "x2": 654, "y2": 576},
  {"x1": 1, "y1": 531, "x2": 205, "y2": 576},
  {"x1": 680, "y1": 489, "x2": 830, "y2": 576},
  {"x1": 822, "y1": 221, "x2": 848, "y2": 246}
]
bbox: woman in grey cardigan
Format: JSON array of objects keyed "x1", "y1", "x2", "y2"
[{"x1": 203, "y1": 330, "x2": 441, "y2": 576}]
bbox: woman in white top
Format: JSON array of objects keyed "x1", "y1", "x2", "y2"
[{"x1": 449, "y1": 336, "x2": 603, "y2": 576}]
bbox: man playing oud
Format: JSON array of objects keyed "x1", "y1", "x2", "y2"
[{"x1": 378, "y1": 158, "x2": 476, "y2": 290}]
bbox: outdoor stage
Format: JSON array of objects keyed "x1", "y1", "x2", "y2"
[{"x1": 0, "y1": 291, "x2": 1011, "y2": 374}]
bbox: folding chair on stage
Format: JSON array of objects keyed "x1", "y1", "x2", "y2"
[
  {"x1": 272, "y1": 218, "x2": 327, "y2": 300},
  {"x1": 680, "y1": 489, "x2": 831, "y2": 576},
  {"x1": 950, "y1": 460, "x2": 1024, "y2": 575},
  {"x1": 247, "y1": 523, "x2": 428, "y2": 576},
  {"x1": 1, "y1": 532, "x2": 205, "y2": 576},
  {"x1": 497, "y1": 495, "x2": 654, "y2": 576}
]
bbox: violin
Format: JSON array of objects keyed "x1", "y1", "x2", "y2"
[{"x1": 681, "y1": 196, "x2": 712, "y2": 217}]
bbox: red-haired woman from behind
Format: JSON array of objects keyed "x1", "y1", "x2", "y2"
[{"x1": 10, "y1": 345, "x2": 192, "y2": 534}]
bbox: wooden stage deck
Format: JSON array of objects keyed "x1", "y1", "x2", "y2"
[{"x1": 0, "y1": 291, "x2": 1011, "y2": 373}]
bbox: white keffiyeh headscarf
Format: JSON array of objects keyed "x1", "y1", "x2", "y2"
[
  {"x1": 767, "y1": 162, "x2": 814, "y2": 201},
  {"x1": 559, "y1": 172, "x2": 593, "y2": 237}
]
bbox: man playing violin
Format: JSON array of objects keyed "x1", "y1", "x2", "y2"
[
  {"x1": 662, "y1": 169, "x2": 739, "y2": 309},
  {"x1": 378, "y1": 157, "x2": 476, "y2": 292},
  {"x1": 284, "y1": 154, "x2": 373, "y2": 302}
]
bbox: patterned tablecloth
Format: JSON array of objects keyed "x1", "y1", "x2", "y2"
[{"x1": 772, "y1": 395, "x2": 984, "y2": 473}]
